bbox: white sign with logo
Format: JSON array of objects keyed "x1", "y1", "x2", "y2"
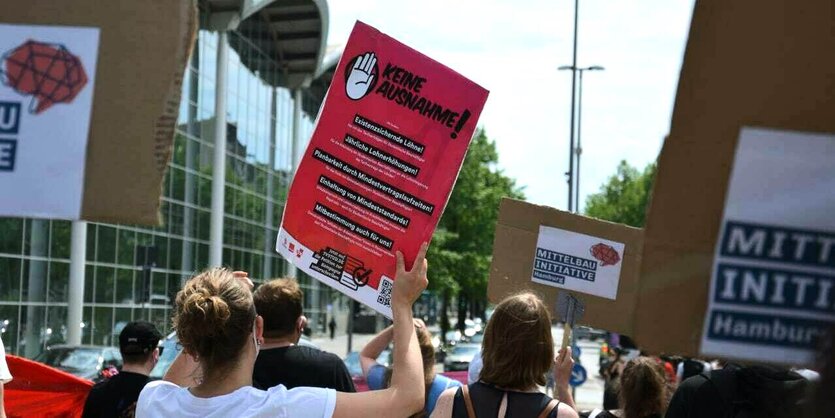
[
  {"x1": 700, "y1": 127, "x2": 835, "y2": 365},
  {"x1": 531, "y1": 225, "x2": 625, "y2": 300},
  {"x1": 0, "y1": 24, "x2": 99, "y2": 220}
]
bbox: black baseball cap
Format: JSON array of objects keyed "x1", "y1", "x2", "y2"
[{"x1": 119, "y1": 321, "x2": 162, "y2": 355}]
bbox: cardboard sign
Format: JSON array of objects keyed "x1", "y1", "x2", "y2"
[
  {"x1": 0, "y1": 0, "x2": 196, "y2": 224},
  {"x1": 632, "y1": 0, "x2": 835, "y2": 360},
  {"x1": 0, "y1": 24, "x2": 99, "y2": 219},
  {"x1": 700, "y1": 127, "x2": 835, "y2": 365},
  {"x1": 488, "y1": 198, "x2": 643, "y2": 336},
  {"x1": 277, "y1": 21, "x2": 489, "y2": 317},
  {"x1": 532, "y1": 226, "x2": 625, "y2": 299}
]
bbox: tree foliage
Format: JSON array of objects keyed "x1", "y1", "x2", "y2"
[
  {"x1": 584, "y1": 160, "x2": 656, "y2": 228},
  {"x1": 426, "y1": 129, "x2": 524, "y2": 332}
]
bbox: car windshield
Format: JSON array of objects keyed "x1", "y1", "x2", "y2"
[
  {"x1": 36, "y1": 348, "x2": 100, "y2": 372},
  {"x1": 452, "y1": 345, "x2": 480, "y2": 356}
]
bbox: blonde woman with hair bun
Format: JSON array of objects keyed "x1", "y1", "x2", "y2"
[{"x1": 137, "y1": 243, "x2": 431, "y2": 418}]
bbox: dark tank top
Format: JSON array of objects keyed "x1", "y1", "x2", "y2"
[{"x1": 451, "y1": 382, "x2": 560, "y2": 418}]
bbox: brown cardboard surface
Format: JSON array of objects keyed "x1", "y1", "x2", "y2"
[
  {"x1": 488, "y1": 198, "x2": 644, "y2": 336},
  {"x1": 1, "y1": 0, "x2": 196, "y2": 225},
  {"x1": 633, "y1": 0, "x2": 835, "y2": 356}
]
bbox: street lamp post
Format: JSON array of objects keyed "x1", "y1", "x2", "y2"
[{"x1": 559, "y1": 65, "x2": 604, "y2": 213}]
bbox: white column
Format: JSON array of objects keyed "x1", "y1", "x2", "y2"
[
  {"x1": 263, "y1": 89, "x2": 277, "y2": 280},
  {"x1": 291, "y1": 88, "x2": 303, "y2": 171},
  {"x1": 25, "y1": 219, "x2": 47, "y2": 357},
  {"x1": 285, "y1": 88, "x2": 303, "y2": 278},
  {"x1": 209, "y1": 31, "x2": 229, "y2": 267},
  {"x1": 67, "y1": 221, "x2": 87, "y2": 345}
]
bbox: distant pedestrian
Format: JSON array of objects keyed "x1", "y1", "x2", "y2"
[
  {"x1": 0, "y1": 333, "x2": 12, "y2": 418},
  {"x1": 252, "y1": 278, "x2": 354, "y2": 392},
  {"x1": 82, "y1": 321, "x2": 162, "y2": 418},
  {"x1": 329, "y1": 317, "x2": 337, "y2": 340},
  {"x1": 431, "y1": 292, "x2": 579, "y2": 418}
]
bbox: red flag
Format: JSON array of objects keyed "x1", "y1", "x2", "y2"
[{"x1": 4, "y1": 354, "x2": 93, "y2": 418}]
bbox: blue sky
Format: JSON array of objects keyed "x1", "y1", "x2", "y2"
[{"x1": 327, "y1": 0, "x2": 695, "y2": 211}]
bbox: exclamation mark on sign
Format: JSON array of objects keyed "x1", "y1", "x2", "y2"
[{"x1": 450, "y1": 109, "x2": 471, "y2": 139}]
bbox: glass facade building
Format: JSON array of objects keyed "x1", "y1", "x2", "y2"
[{"x1": 0, "y1": 3, "x2": 336, "y2": 358}]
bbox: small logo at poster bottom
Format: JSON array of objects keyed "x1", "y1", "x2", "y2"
[{"x1": 310, "y1": 247, "x2": 372, "y2": 291}]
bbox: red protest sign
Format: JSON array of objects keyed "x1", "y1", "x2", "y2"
[{"x1": 277, "y1": 21, "x2": 488, "y2": 317}]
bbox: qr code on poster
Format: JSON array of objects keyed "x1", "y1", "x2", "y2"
[{"x1": 377, "y1": 278, "x2": 393, "y2": 307}]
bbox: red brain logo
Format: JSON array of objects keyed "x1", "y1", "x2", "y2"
[
  {"x1": 590, "y1": 243, "x2": 620, "y2": 267},
  {"x1": 1, "y1": 39, "x2": 88, "y2": 114}
]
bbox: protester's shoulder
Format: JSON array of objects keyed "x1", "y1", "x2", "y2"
[
  {"x1": 137, "y1": 380, "x2": 181, "y2": 412},
  {"x1": 139, "y1": 379, "x2": 180, "y2": 398},
  {"x1": 292, "y1": 346, "x2": 345, "y2": 367},
  {"x1": 434, "y1": 373, "x2": 462, "y2": 388},
  {"x1": 267, "y1": 384, "x2": 337, "y2": 415}
]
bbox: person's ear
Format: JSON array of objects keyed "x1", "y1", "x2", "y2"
[
  {"x1": 153, "y1": 347, "x2": 160, "y2": 362},
  {"x1": 255, "y1": 315, "x2": 264, "y2": 342},
  {"x1": 297, "y1": 315, "x2": 307, "y2": 334}
]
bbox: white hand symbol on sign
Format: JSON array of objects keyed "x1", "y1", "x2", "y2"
[{"x1": 345, "y1": 52, "x2": 376, "y2": 100}]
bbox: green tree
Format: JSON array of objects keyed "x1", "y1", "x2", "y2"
[
  {"x1": 584, "y1": 160, "x2": 656, "y2": 228},
  {"x1": 427, "y1": 128, "x2": 524, "y2": 339}
]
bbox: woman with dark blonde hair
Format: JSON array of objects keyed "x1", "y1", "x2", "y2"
[
  {"x1": 591, "y1": 356, "x2": 669, "y2": 418},
  {"x1": 431, "y1": 292, "x2": 578, "y2": 418},
  {"x1": 362, "y1": 317, "x2": 461, "y2": 417},
  {"x1": 136, "y1": 244, "x2": 431, "y2": 418}
]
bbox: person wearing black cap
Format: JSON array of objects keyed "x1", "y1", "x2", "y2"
[{"x1": 82, "y1": 321, "x2": 162, "y2": 418}]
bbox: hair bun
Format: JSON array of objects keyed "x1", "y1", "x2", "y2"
[{"x1": 183, "y1": 290, "x2": 231, "y2": 332}]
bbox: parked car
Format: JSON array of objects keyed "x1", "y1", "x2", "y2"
[
  {"x1": 466, "y1": 333, "x2": 484, "y2": 345},
  {"x1": 150, "y1": 331, "x2": 320, "y2": 380},
  {"x1": 35, "y1": 345, "x2": 122, "y2": 382},
  {"x1": 443, "y1": 343, "x2": 480, "y2": 372},
  {"x1": 444, "y1": 330, "x2": 463, "y2": 346},
  {"x1": 573, "y1": 326, "x2": 607, "y2": 341}
]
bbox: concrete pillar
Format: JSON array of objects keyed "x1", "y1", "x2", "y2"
[
  {"x1": 209, "y1": 31, "x2": 229, "y2": 267},
  {"x1": 67, "y1": 221, "x2": 87, "y2": 345},
  {"x1": 24, "y1": 219, "x2": 47, "y2": 357},
  {"x1": 285, "y1": 88, "x2": 303, "y2": 279},
  {"x1": 181, "y1": 43, "x2": 199, "y2": 282},
  {"x1": 263, "y1": 89, "x2": 277, "y2": 280}
]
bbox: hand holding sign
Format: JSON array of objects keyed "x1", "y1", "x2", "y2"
[
  {"x1": 392, "y1": 242, "x2": 429, "y2": 307},
  {"x1": 346, "y1": 52, "x2": 376, "y2": 100}
]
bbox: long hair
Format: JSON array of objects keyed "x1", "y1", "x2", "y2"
[
  {"x1": 479, "y1": 292, "x2": 554, "y2": 390},
  {"x1": 619, "y1": 357, "x2": 669, "y2": 418}
]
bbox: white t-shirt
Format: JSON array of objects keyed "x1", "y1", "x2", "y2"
[
  {"x1": 0, "y1": 334, "x2": 12, "y2": 384},
  {"x1": 136, "y1": 380, "x2": 336, "y2": 418}
]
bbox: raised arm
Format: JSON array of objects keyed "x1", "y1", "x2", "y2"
[
  {"x1": 554, "y1": 347, "x2": 577, "y2": 412},
  {"x1": 360, "y1": 325, "x2": 393, "y2": 377},
  {"x1": 163, "y1": 350, "x2": 202, "y2": 387},
  {"x1": 333, "y1": 243, "x2": 429, "y2": 418}
]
